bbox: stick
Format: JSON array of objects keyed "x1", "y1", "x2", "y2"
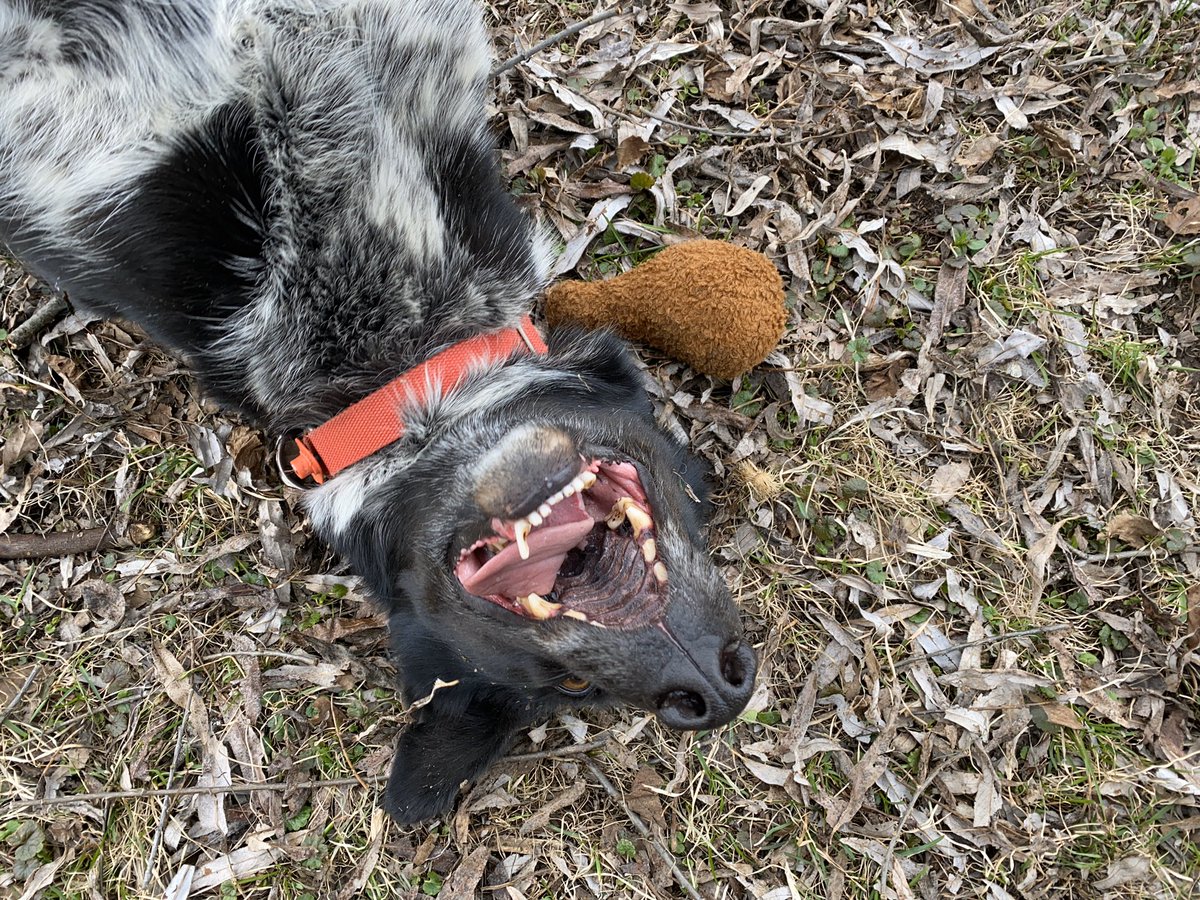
[
  {"x1": 584, "y1": 759, "x2": 704, "y2": 900},
  {"x1": 7, "y1": 775, "x2": 387, "y2": 809},
  {"x1": 0, "y1": 522, "x2": 154, "y2": 560},
  {"x1": 892, "y1": 623, "x2": 1072, "y2": 671},
  {"x1": 506, "y1": 736, "x2": 610, "y2": 762},
  {"x1": 0, "y1": 664, "x2": 41, "y2": 723},
  {"x1": 6, "y1": 294, "x2": 68, "y2": 349},
  {"x1": 9, "y1": 737, "x2": 611, "y2": 810},
  {"x1": 143, "y1": 717, "x2": 189, "y2": 888},
  {"x1": 492, "y1": 6, "x2": 622, "y2": 76}
]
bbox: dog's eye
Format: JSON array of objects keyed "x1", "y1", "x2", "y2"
[{"x1": 557, "y1": 675, "x2": 593, "y2": 697}]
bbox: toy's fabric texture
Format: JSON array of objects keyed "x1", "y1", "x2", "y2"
[{"x1": 545, "y1": 240, "x2": 787, "y2": 379}]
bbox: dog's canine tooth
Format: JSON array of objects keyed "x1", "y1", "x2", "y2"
[
  {"x1": 641, "y1": 538, "x2": 656, "y2": 563},
  {"x1": 653, "y1": 561, "x2": 668, "y2": 583},
  {"x1": 624, "y1": 502, "x2": 652, "y2": 537},
  {"x1": 514, "y1": 520, "x2": 532, "y2": 560},
  {"x1": 519, "y1": 593, "x2": 561, "y2": 620}
]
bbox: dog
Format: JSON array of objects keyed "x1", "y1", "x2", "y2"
[{"x1": 0, "y1": 0, "x2": 757, "y2": 822}]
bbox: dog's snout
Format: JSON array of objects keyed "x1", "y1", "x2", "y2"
[
  {"x1": 472, "y1": 425, "x2": 581, "y2": 519},
  {"x1": 654, "y1": 637, "x2": 757, "y2": 731}
]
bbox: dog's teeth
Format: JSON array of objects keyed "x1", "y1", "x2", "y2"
[
  {"x1": 641, "y1": 538, "x2": 657, "y2": 563},
  {"x1": 625, "y1": 503, "x2": 652, "y2": 536},
  {"x1": 580, "y1": 471, "x2": 597, "y2": 489},
  {"x1": 548, "y1": 489, "x2": 564, "y2": 505},
  {"x1": 538, "y1": 502, "x2": 553, "y2": 519},
  {"x1": 653, "y1": 561, "x2": 668, "y2": 583},
  {"x1": 514, "y1": 520, "x2": 531, "y2": 560},
  {"x1": 564, "y1": 608, "x2": 607, "y2": 628},
  {"x1": 528, "y1": 510, "x2": 543, "y2": 527},
  {"x1": 519, "y1": 593, "x2": 561, "y2": 620},
  {"x1": 563, "y1": 483, "x2": 576, "y2": 498}
]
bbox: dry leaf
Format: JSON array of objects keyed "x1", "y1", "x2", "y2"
[
  {"x1": 627, "y1": 766, "x2": 667, "y2": 830},
  {"x1": 1164, "y1": 196, "x2": 1200, "y2": 235},
  {"x1": 190, "y1": 845, "x2": 287, "y2": 892},
  {"x1": 743, "y1": 759, "x2": 792, "y2": 786},
  {"x1": 439, "y1": 845, "x2": 492, "y2": 900},
  {"x1": 616, "y1": 135, "x2": 650, "y2": 170},
  {"x1": 1101, "y1": 512, "x2": 1160, "y2": 547},
  {"x1": 954, "y1": 134, "x2": 1003, "y2": 169},
  {"x1": 927, "y1": 461, "x2": 971, "y2": 502}
]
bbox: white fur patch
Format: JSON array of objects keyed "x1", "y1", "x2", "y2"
[
  {"x1": 366, "y1": 125, "x2": 446, "y2": 259},
  {"x1": 303, "y1": 462, "x2": 372, "y2": 537}
]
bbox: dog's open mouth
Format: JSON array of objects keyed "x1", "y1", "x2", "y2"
[{"x1": 455, "y1": 460, "x2": 666, "y2": 628}]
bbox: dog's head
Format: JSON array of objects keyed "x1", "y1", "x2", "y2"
[{"x1": 315, "y1": 330, "x2": 756, "y2": 822}]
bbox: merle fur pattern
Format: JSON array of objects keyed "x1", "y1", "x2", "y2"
[{"x1": 0, "y1": 0, "x2": 756, "y2": 823}]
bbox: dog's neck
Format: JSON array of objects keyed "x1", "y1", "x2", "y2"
[{"x1": 286, "y1": 317, "x2": 547, "y2": 485}]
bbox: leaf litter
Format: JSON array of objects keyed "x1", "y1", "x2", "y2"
[{"x1": 2, "y1": 0, "x2": 1200, "y2": 897}]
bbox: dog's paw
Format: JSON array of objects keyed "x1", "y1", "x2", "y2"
[{"x1": 382, "y1": 709, "x2": 514, "y2": 824}]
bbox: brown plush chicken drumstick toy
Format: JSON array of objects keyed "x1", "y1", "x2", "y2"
[{"x1": 545, "y1": 240, "x2": 787, "y2": 379}]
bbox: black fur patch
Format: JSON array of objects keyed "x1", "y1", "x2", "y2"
[
  {"x1": 429, "y1": 133, "x2": 537, "y2": 316},
  {"x1": 76, "y1": 102, "x2": 270, "y2": 408}
]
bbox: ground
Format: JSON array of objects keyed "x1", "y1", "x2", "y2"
[{"x1": 2, "y1": 0, "x2": 1199, "y2": 898}]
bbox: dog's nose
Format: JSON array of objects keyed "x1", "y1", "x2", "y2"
[{"x1": 655, "y1": 638, "x2": 756, "y2": 730}]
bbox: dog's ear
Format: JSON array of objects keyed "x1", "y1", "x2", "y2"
[{"x1": 382, "y1": 690, "x2": 523, "y2": 824}]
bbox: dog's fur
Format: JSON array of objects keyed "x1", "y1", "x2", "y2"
[{"x1": 1, "y1": 0, "x2": 756, "y2": 822}]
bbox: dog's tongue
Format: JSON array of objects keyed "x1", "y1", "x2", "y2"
[{"x1": 460, "y1": 495, "x2": 594, "y2": 598}]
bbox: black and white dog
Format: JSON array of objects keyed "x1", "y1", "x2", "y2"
[{"x1": 0, "y1": 0, "x2": 756, "y2": 822}]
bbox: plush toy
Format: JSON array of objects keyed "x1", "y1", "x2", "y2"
[{"x1": 545, "y1": 240, "x2": 787, "y2": 379}]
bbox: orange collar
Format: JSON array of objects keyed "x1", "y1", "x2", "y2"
[{"x1": 288, "y1": 316, "x2": 547, "y2": 485}]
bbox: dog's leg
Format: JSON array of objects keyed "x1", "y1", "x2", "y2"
[{"x1": 384, "y1": 693, "x2": 523, "y2": 824}]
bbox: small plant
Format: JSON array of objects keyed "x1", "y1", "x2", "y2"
[
  {"x1": 934, "y1": 204, "x2": 996, "y2": 256},
  {"x1": 615, "y1": 836, "x2": 637, "y2": 860},
  {"x1": 1099, "y1": 624, "x2": 1129, "y2": 652}
]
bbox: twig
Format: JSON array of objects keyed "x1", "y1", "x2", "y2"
[
  {"x1": 1063, "y1": 542, "x2": 1200, "y2": 563},
  {"x1": 584, "y1": 759, "x2": 704, "y2": 900},
  {"x1": 202, "y1": 649, "x2": 323, "y2": 665},
  {"x1": 877, "y1": 758, "x2": 957, "y2": 898},
  {"x1": 6, "y1": 293, "x2": 68, "y2": 350},
  {"x1": 0, "y1": 664, "x2": 40, "y2": 723},
  {"x1": 55, "y1": 689, "x2": 148, "y2": 731},
  {"x1": 0, "y1": 522, "x2": 154, "y2": 561},
  {"x1": 330, "y1": 701, "x2": 373, "y2": 792},
  {"x1": 602, "y1": 101, "x2": 767, "y2": 139},
  {"x1": 7, "y1": 774, "x2": 387, "y2": 809},
  {"x1": 492, "y1": 6, "x2": 622, "y2": 76},
  {"x1": 506, "y1": 735, "x2": 610, "y2": 762},
  {"x1": 143, "y1": 716, "x2": 188, "y2": 889},
  {"x1": 892, "y1": 624, "x2": 1072, "y2": 671}
]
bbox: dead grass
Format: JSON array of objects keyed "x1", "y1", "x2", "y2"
[{"x1": 3, "y1": 0, "x2": 1200, "y2": 897}]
